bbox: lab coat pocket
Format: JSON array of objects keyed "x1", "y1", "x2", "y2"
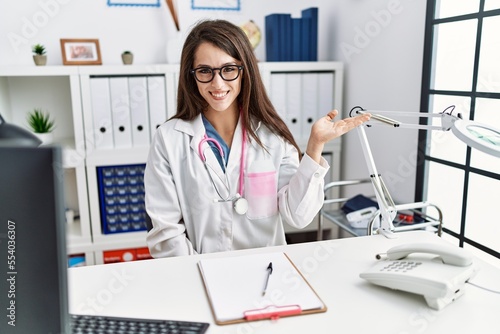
[{"x1": 245, "y1": 171, "x2": 277, "y2": 219}]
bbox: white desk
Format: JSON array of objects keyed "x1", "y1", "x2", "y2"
[{"x1": 68, "y1": 231, "x2": 500, "y2": 334}]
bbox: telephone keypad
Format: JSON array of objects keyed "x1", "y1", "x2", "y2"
[{"x1": 380, "y1": 261, "x2": 423, "y2": 273}]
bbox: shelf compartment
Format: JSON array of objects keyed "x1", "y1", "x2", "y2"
[{"x1": 96, "y1": 163, "x2": 148, "y2": 234}]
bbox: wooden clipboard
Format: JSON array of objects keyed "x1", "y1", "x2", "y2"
[{"x1": 198, "y1": 252, "x2": 327, "y2": 325}]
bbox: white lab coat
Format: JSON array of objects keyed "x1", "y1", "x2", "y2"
[{"x1": 145, "y1": 114, "x2": 329, "y2": 258}]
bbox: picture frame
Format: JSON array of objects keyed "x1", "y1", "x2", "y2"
[
  {"x1": 191, "y1": 0, "x2": 240, "y2": 11},
  {"x1": 60, "y1": 39, "x2": 102, "y2": 65},
  {"x1": 107, "y1": 0, "x2": 160, "y2": 7}
]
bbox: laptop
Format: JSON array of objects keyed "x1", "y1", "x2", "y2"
[{"x1": 0, "y1": 146, "x2": 209, "y2": 333}]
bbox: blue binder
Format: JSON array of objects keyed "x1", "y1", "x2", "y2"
[
  {"x1": 280, "y1": 14, "x2": 292, "y2": 61},
  {"x1": 301, "y1": 7, "x2": 318, "y2": 61},
  {"x1": 301, "y1": 17, "x2": 312, "y2": 61},
  {"x1": 265, "y1": 14, "x2": 281, "y2": 61},
  {"x1": 291, "y1": 18, "x2": 302, "y2": 61}
]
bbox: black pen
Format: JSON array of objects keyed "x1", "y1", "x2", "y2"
[{"x1": 262, "y1": 262, "x2": 273, "y2": 296}]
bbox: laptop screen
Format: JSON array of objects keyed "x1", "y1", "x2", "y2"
[{"x1": 0, "y1": 146, "x2": 70, "y2": 333}]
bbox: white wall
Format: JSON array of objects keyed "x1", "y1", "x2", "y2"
[
  {"x1": 0, "y1": 0, "x2": 337, "y2": 65},
  {"x1": 332, "y1": 0, "x2": 427, "y2": 203},
  {"x1": 0, "y1": 0, "x2": 427, "y2": 203}
]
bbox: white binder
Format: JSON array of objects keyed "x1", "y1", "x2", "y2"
[
  {"x1": 109, "y1": 77, "x2": 132, "y2": 148},
  {"x1": 89, "y1": 78, "x2": 114, "y2": 149},
  {"x1": 147, "y1": 76, "x2": 168, "y2": 139},
  {"x1": 318, "y1": 72, "x2": 334, "y2": 117},
  {"x1": 285, "y1": 73, "x2": 302, "y2": 137},
  {"x1": 301, "y1": 73, "x2": 319, "y2": 138},
  {"x1": 269, "y1": 73, "x2": 287, "y2": 120},
  {"x1": 128, "y1": 76, "x2": 150, "y2": 147}
]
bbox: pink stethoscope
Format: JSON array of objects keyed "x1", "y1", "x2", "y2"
[{"x1": 197, "y1": 120, "x2": 249, "y2": 215}]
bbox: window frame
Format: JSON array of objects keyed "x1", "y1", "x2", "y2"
[{"x1": 417, "y1": 0, "x2": 500, "y2": 261}]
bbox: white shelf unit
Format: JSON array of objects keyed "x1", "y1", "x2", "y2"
[
  {"x1": 78, "y1": 65, "x2": 178, "y2": 264},
  {"x1": 0, "y1": 66, "x2": 94, "y2": 264},
  {"x1": 1, "y1": 61, "x2": 343, "y2": 265}
]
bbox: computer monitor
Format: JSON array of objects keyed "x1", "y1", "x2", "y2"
[{"x1": 0, "y1": 145, "x2": 70, "y2": 333}]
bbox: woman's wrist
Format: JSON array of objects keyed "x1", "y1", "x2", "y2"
[{"x1": 305, "y1": 138, "x2": 325, "y2": 163}]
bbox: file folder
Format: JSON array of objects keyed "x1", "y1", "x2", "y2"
[
  {"x1": 147, "y1": 76, "x2": 168, "y2": 139},
  {"x1": 109, "y1": 77, "x2": 133, "y2": 148},
  {"x1": 302, "y1": 7, "x2": 318, "y2": 61},
  {"x1": 269, "y1": 73, "x2": 287, "y2": 120},
  {"x1": 291, "y1": 18, "x2": 303, "y2": 61},
  {"x1": 128, "y1": 76, "x2": 151, "y2": 147},
  {"x1": 89, "y1": 78, "x2": 114, "y2": 149},
  {"x1": 318, "y1": 72, "x2": 334, "y2": 114},
  {"x1": 301, "y1": 72, "x2": 319, "y2": 138},
  {"x1": 265, "y1": 14, "x2": 282, "y2": 61},
  {"x1": 198, "y1": 252, "x2": 327, "y2": 325},
  {"x1": 285, "y1": 73, "x2": 302, "y2": 137}
]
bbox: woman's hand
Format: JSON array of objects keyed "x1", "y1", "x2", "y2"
[{"x1": 306, "y1": 110, "x2": 371, "y2": 163}]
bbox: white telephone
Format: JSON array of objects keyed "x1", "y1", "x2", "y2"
[
  {"x1": 360, "y1": 242, "x2": 479, "y2": 310},
  {"x1": 346, "y1": 206, "x2": 378, "y2": 228}
]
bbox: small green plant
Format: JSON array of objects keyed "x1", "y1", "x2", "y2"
[
  {"x1": 27, "y1": 108, "x2": 55, "y2": 133},
  {"x1": 122, "y1": 50, "x2": 132, "y2": 55},
  {"x1": 32, "y1": 44, "x2": 46, "y2": 55}
]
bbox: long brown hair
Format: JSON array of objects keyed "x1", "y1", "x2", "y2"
[{"x1": 175, "y1": 19, "x2": 301, "y2": 156}]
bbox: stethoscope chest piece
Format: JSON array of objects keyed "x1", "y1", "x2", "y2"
[{"x1": 233, "y1": 197, "x2": 249, "y2": 215}]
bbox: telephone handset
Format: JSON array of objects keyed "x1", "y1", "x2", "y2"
[
  {"x1": 377, "y1": 242, "x2": 474, "y2": 267},
  {"x1": 360, "y1": 242, "x2": 479, "y2": 310}
]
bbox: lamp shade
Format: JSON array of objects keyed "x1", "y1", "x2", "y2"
[{"x1": 451, "y1": 119, "x2": 500, "y2": 158}]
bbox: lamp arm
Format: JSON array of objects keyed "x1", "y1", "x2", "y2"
[
  {"x1": 357, "y1": 126, "x2": 397, "y2": 237},
  {"x1": 353, "y1": 108, "x2": 461, "y2": 132}
]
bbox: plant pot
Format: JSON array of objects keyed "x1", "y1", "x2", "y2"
[
  {"x1": 122, "y1": 53, "x2": 133, "y2": 65},
  {"x1": 33, "y1": 55, "x2": 47, "y2": 66},
  {"x1": 36, "y1": 132, "x2": 54, "y2": 145}
]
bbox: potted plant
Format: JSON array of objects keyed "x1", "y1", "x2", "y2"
[
  {"x1": 32, "y1": 44, "x2": 47, "y2": 66},
  {"x1": 121, "y1": 50, "x2": 133, "y2": 65},
  {"x1": 122, "y1": 51, "x2": 134, "y2": 65},
  {"x1": 27, "y1": 108, "x2": 55, "y2": 144}
]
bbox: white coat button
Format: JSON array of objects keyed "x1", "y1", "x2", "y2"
[{"x1": 313, "y1": 172, "x2": 320, "y2": 178}]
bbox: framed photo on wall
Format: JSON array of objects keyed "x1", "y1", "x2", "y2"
[
  {"x1": 107, "y1": 0, "x2": 160, "y2": 6},
  {"x1": 191, "y1": 0, "x2": 240, "y2": 11},
  {"x1": 60, "y1": 39, "x2": 102, "y2": 65}
]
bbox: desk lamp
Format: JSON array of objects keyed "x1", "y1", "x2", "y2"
[
  {"x1": 0, "y1": 113, "x2": 41, "y2": 147},
  {"x1": 350, "y1": 105, "x2": 500, "y2": 238}
]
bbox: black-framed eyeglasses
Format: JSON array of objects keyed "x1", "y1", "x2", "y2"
[{"x1": 190, "y1": 65, "x2": 244, "y2": 83}]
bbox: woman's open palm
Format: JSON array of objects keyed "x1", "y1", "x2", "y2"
[{"x1": 310, "y1": 110, "x2": 371, "y2": 144}]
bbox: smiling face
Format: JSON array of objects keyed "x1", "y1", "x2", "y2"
[{"x1": 193, "y1": 42, "x2": 242, "y2": 115}]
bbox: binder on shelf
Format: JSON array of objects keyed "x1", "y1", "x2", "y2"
[
  {"x1": 265, "y1": 8, "x2": 317, "y2": 62},
  {"x1": 318, "y1": 72, "x2": 334, "y2": 116},
  {"x1": 302, "y1": 7, "x2": 318, "y2": 61},
  {"x1": 265, "y1": 13, "x2": 283, "y2": 62},
  {"x1": 285, "y1": 73, "x2": 302, "y2": 136},
  {"x1": 269, "y1": 73, "x2": 287, "y2": 119},
  {"x1": 301, "y1": 72, "x2": 319, "y2": 138},
  {"x1": 280, "y1": 14, "x2": 292, "y2": 62},
  {"x1": 300, "y1": 17, "x2": 312, "y2": 61},
  {"x1": 147, "y1": 76, "x2": 168, "y2": 139},
  {"x1": 89, "y1": 78, "x2": 114, "y2": 149},
  {"x1": 291, "y1": 18, "x2": 302, "y2": 61},
  {"x1": 198, "y1": 252, "x2": 327, "y2": 325},
  {"x1": 128, "y1": 76, "x2": 151, "y2": 147},
  {"x1": 109, "y1": 77, "x2": 133, "y2": 148}
]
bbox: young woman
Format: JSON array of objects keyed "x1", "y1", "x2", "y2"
[{"x1": 145, "y1": 19, "x2": 370, "y2": 258}]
